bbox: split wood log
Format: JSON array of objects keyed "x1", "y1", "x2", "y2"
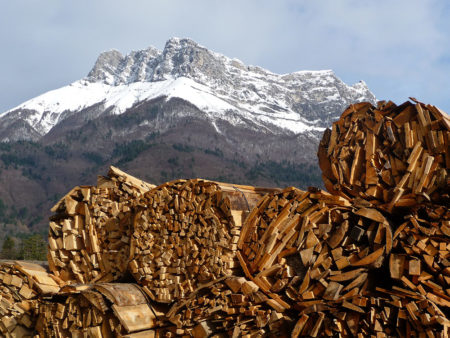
[
  {"x1": 238, "y1": 187, "x2": 393, "y2": 310},
  {"x1": 36, "y1": 283, "x2": 166, "y2": 337},
  {"x1": 318, "y1": 99, "x2": 450, "y2": 212},
  {"x1": 48, "y1": 166, "x2": 155, "y2": 284},
  {"x1": 129, "y1": 179, "x2": 279, "y2": 303},
  {"x1": 389, "y1": 203, "x2": 450, "y2": 301},
  {"x1": 0, "y1": 261, "x2": 63, "y2": 337},
  {"x1": 163, "y1": 276, "x2": 294, "y2": 337}
]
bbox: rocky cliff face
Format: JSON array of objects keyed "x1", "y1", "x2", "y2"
[{"x1": 0, "y1": 37, "x2": 375, "y2": 142}]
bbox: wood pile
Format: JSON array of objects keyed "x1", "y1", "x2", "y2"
[
  {"x1": 4, "y1": 98, "x2": 448, "y2": 337},
  {"x1": 318, "y1": 99, "x2": 449, "y2": 212},
  {"x1": 129, "y1": 179, "x2": 279, "y2": 304},
  {"x1": 389, "y1": 203, "x2": 450, "y2": 301},
  {"x1": 47, "y1": 166, "x2": 155, "y2": 285},
  {"x1": 0, "y1": 261, "x2": 62, "y2": 337},
  {"x1": 162, "y1": 276, "x2": 293, "y2": 337},
  {"x1": 238, "y1": 187, "x2": 392, "y2": 313},
  {"x1": 289, "y1": 287, "x2": 449, "y2": 336},
  {"x1": 36, "y1": 283, "x2": 166, "y2": 337},
  {"x1": 312, "y1": 99, "x2": 450, "y2": 337}
]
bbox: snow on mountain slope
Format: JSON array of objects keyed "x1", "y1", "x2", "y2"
[
  {"x1": 0, "y1": 38, "x2": 376, "y2": 141},
  {"x1": 3, "y1": 78, "x2": 236, "y2": 135}
]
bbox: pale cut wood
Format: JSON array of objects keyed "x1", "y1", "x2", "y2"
[
  {"x1": 48, "y1": 166, "x2": 156, "y2": 284},
  {"x1": 238, "y1": 187, "x2": 392, "y2": 314},
  {"x1": 318, "y1": 99, "x2": 449, "y2": 211},
  {"x1": 37, "y1": 283, "x2": 164, "y2": 337},
  {"x1": 130, "y1": 178, "x2": 277, "y2": 303},
  {"x1": 0, "y1": 261, "x2": 63, "y2": 337}
]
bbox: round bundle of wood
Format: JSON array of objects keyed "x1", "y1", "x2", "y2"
[
  {"x1": 48, "y1": 166, "x2": 155, "y2": 284},
  {"x1": 164, "y1": 276, "x2": 293, "y2": 337},
  {"x1": 291, "y1": 287, "x2": 449, "y2": 337},
  {"x1": 318, "y1": 99, "x2": 450, "y2": 212},
  {"x1": 37, "y1": 283, "x2": 162, "y2": 337},
  {"x1": 0, "y1": 261, "x2": 62, "y2": 337},
  {"x1": 238, "y1": 187, "x2": 393, "y2": 309},
  {"x1": 389, "y1": 203, "x2": 450, "y2": 301},
  {"x1": 129, "y1": 179, "x2": 278, "y2": 303}
]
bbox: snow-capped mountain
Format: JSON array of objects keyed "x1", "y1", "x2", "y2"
[
  {"x1": 0, "y1": 38, "x2": 377, "y2": 233},
  {"x1": 0, "y1": 37, "x2": 375, "y2": 142}
]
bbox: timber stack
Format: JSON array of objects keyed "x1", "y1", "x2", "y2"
[
  {"x1": 318, "y1": 98, "x2": 449, "y2": 211},
  {"x1": 238, "y1": 187, "x2": 393, "y2": 310},
  {"x1": 162, "y1": 276, "x2": 293, "y2": 337},
  {"x1": 0, "y1": 98, "x2": 448, "y2": 337},
  {"x1": 0, "y1": 261, "x2": 62, "y2": 337},
  {"x1": 37, "y1": 283, "x2": 166, "y2": 337},
  {"x1": 389, "y1": 203, "x2": 450, "y2": 305},
  {"x1": 47, "y1": 166, "x2": 155, "y2": 284},
  {"x1": 129, "y1": 179, "x2": 279, "y2": 303},
  {"x1": 313, "y1": 98, "x2": 449, "y2": 336}
]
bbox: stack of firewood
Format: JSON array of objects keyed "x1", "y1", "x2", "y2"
[
  {"x1": 238, "y1": 187, "x2": 393, "y2": 310},
  {"x1": 36, "y1": 283, "x2": 166, "y2": 337},
  {"x1": 311, "y1": 98, "x2": 450, "y2": 336},
  {"x1": 162, "y1": 276, "x2": 293, "y2": 337},
  {"x1": 129, "y1": 179, "x2": 278, "y2": 304},
  {"x1": 47, "y1": 166, "x2": 155, "y2": 284},
  {"x1": 0, "y1": 261, "x2": 62, "y2": 337},
  {"x1": 389, "y1": 203, "x2": 450, "y2": 304},
  {"x1": 318, "y1": 99, "x2": 449, "y2": 211},
  {"x1": 2, "y1": 98, "x2": 448, "y2": 337},
  {"x1": 288, "y1": 287, "x2": 449, "y2": 336}
]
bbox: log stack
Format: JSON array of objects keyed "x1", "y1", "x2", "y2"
[
  {"x1": 37, "y1": 283, "x2": 166, "y2": 337},
  {"x1": 0, "y1": 261, "x2": 63, "y2": 337},
  {"x1": 238, "y1": 187, "x2": 393, "y2": 313},
  {"x1": 313, "y1": 99, "x2": 450, "y2": 336},
  {"x1": 163, "y1": 276, "x2": 293, "y2": 337},
  {"x1": 4, "y1": 98, "x2": 448, "y2": 337},
  {"x1": 47, "y1": 166, "x2": 155, "y2": 284},
  {"x1": 318, "y1": 99, "x2": 449, "y2": 212},
  {"x1": 389, "y1": 203, "x2": 450, "y2": 305},
  {"x1": 289, "y1": 287, "x2": 449, "y2": 337},
  {"x1": 129, "y1": 179, "x2": 279, "y2": 304}
]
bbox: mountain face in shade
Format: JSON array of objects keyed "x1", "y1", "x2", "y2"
[{"x1": 0, "y1": 38, "x2": 375, "y2": 234}]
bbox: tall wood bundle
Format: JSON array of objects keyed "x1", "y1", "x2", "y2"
[
  {"x1": 37, "y1": 283, "x2": 164, "y2": 337},
  {"x1": 389, "y1": 203, "x2": 450, "y2": 303},
  {"x1": 0, "y1": 261, "x2": 62, "y2": 337},
  {"x1": 163, "y1": 276, "x2": 293, "y2": 337},
  {"x1": 47, "y1": 166, "x2": 155, "y2": 284},
  {"x1": 318, "y1": 99, "x2": 449, "y2": 212},
  {"x1": 129, "y1": 179, "x2": 278, "y2": 303},
  {"x1": 238, "y1": 187, "x2": 392, "y2": 311}
]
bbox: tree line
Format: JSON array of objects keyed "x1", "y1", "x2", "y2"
[{"x1": 0, "y1": 234, "x2": 47, "y2": 261}]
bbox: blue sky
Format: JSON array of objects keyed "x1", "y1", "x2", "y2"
[{"x1": 0, "y1": 0, "x2": 449, "y2": 113}]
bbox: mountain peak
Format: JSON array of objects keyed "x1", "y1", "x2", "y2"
[
  {"x1": 1, "y1": 37, "x2": 376, "y2": 142},
  {"x1": 164, "y1": 37, "x2": 202, "y2": 49},
  {"x1": 87, "y1": 46, "x2": 161, "y2": 85},
  {"x1": 87, "y1": 49, "x2": 124, "y2": 84}
]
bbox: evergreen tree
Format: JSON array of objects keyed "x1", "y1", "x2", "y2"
[
  {"x1": 1, "y1": 235, "x2": 16, "y2": 259},
  {"x1": 19, "y1": 234, "x2": 47, "y2": 261}
]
